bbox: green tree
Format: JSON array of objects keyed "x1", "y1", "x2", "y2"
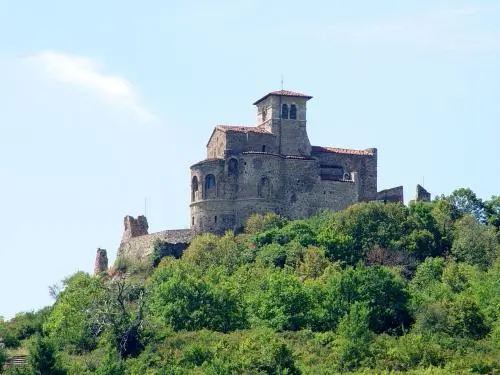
[
  {"x1": 245, "y1": 213, "x2": 286, "y2": 234},
  {"x1": 214, "y1": 329, "x2": 301, "y2": 375},
  {"x1": 97, "y1": 277, "x2": 146, "y2": 358},
  {"x1": 321, "y1": 265, "x2": 409, "y2": 333},
  {"x1": 246, "y1": 269, "x2": 311, "y2": 331},
  {"x1": 334, "y1": 202, "x2": 409, "y2": 254},
  {"x1": 94, "y1": 343, "x2": 125, "y2": 375},
  {"x1": 484, "y1": 195, "x2": 500, "y2": 229},
  {"x1": 44, "y1": 272, "x2": 105, "y2": 352},
  {"x1": 0, "y1": 346, "x2": 6, "y2": 373},
  {"x1": 182, "y1": 232, "x2": 243, "y2": 274},
  {"x1": 452, "y1": 215, "x2": 498, "y2": 269},
  {"x1": 409, "y1": 257, "x2": 452, "y2": 312},
  {"x1": 148, "y1": 263, "x2": 246, "y2": 332},
  {"x1": 297, "y1": 247, "x2": 329, "y2": 280},
  {"x1": 447, "y1": 187, "x2": 486, "y2": 222},
  {"x1": 335, "y1": 302, "x2": 373, "y2": 372},
  {"x1": 29, "y1": 334, "x2": 65, "y2": 375}
]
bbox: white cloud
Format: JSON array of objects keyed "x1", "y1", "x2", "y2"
[
  {"x1": 23, "y1": 51, "x2": 155, "y2": 123},
  {"x1": 309, "y1": 5, "x2": 500, "y2": 51}
]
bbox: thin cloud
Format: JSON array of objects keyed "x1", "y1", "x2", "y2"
[
  {"x1": 308, "y1": 5, "x2": 500, "y2": 51},
  {"x1": 23, "y1": 51, "x2": 155, "y2": 123}
]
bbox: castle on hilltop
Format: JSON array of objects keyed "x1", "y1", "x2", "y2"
[
  {"x1": 98, "y1": 89, "x2": 430, "y2": 268},
  {"x1": 190, "y1": 89, "x2": 379, "y2": 234}
]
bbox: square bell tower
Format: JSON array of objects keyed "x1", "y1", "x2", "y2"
[{"x1": 254, "y1": 90, "x2": 313, "y2": 156}]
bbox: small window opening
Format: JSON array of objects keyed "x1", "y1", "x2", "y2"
[
  {"x1": 192, "y1": 216, "x2": 194, "y2": 225},
  {"x1": 281, "y1": 104, "x2": 289, "y2": 119},
  {"x1": 204, "y1": 174, "x2": 217, "y2": 199},
  {"x1": 262, "y1": 145, "x2": 266, "y2": 152},
  {"x1": 191, "y1": 176, "x2": 199, "y2": 202},
  {"x1": 290, "y1": 104, "x2": 297, "y2": 119},
  {"x1": 214, "y1": 216, "x2": 217, "y2": 223}
]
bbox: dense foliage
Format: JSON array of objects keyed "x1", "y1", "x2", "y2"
[{"x1": 1, "y1": 188, "x2": 499, "y2": 374}]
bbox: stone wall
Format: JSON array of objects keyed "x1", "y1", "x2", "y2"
[
  {"x1": 190, "y1": 151, "x2": 362, "y2": 234},
  {"x1": 377, "y1": 186, "x2": 404, "y2": 203},
  {"x1": 94, "y1": 248, "x2": 108, "y2": 275},
  {"x1": 311, "y1": 148, "x2": 377, "y2": 201},
  {"x1": 118, "y1": 228, "x2": 194, "y2": 262},
  {"x1": 206, "y1": 130, "x2": 227, "y2": 159},
  {"x1": 121, "y1": 215, "x2": 148, "y2": 242},
  {"x1": 416, "y1": 184, "x2": 431, "y2": 201}
]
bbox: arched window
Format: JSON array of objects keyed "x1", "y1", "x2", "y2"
[
  {"x1": 290, "y1": 104, "x2": 297, "y2": 119},
  {"x1": 228, "y1": 158, "x2": 238, "y2": 177},
  {"x1": 281, "y1": 104, "x2": 289, "y2": 119},
  {"x1": 191, "y1": 176, "x2": 199, "y2": 202},
  {"x1": 205, "y1": 174, "x2": 217, "y2": 199},
  {"x1": 258, "y1": 177, "x2": 270, "y2": 198}
]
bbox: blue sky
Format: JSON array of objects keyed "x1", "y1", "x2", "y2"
[{"x1": 0, "y1": 0, "x2": 499, "y2": 319}]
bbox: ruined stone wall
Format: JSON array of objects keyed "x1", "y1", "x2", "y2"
[
  {"x1": 377, "y1": 186, "x2": 404, "y2": 203},
  {"x1": 121, "y1": 215, "x2": 148, "y2": 242},
  {"x1": 94, "y1": 248, "x2": 108, "y2": 275},
  {"x1": 118, "y1": 229, "x2": 194, "y2": 262},
  {"x1": 416, "y1": 184, "x2": 431, "y2": 201}
]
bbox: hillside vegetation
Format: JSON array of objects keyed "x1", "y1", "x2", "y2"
[{"x1": 1, "y1": 188, "x2": 499, "y2": 374}]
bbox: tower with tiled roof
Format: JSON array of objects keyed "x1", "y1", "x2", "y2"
[
  {"x1": 190, "y1": 89, "x2": 378, "y2": 234},
  {"x1": 254, "y1": 90, "x2": 313, "y2": 156}
]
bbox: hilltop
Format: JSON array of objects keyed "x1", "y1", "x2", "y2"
[{"x1": 1, "y1": 188, "x2": 499, "y2": 374}]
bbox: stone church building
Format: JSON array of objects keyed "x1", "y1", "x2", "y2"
[
  {"x1": 99, "y1": 89, "x2": 431, "y2": 268},
  {"x1": 190, "y1": 89, "x2": 378, "y2": 234}
]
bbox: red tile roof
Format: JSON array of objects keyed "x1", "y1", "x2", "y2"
[
  {"x1": 253, "y1": 90, "x2": 313, "y2": 105},
  {"x1": 215, "y1": 125, "x2": 272, "y2": 134},
  {"x1": 312, "y1": 146, "x2": 375, "y2": 156}
]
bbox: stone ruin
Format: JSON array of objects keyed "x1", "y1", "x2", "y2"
[
  {"x1": 94, "y1": 248, "x2": 108, "y2": 275},
  {"x1": 121, "y1": 215, "x2": 149, "y2": 242},
  {"x1": 117, "y1": 215, "x2": 194, "y2": 262},
  {"x1": 376, "y1": 186, "x2": 404, "y2": 203},
  {"x1": 416, "y1": 184, "x2": 431, "y2": 202}
]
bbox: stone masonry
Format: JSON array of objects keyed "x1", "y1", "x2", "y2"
[
  {"x1": 416, "y1": 184, "x2": 431, "y2": 202},
  {"x1": 94, "y1": 248, "x2": 108, "y2": 275},
  {"x1": 112, "y1": 88, "x2": 430, "y2": 263},
  {"x1": 121, "y1": 215, "x2": 149, "y2": 242},
  {"x1": 117, "y1": 215, "x2": 194, "y2": 262},
  {"x1": 190, "y1": 89, "x2": 381, "y2": 234}
]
